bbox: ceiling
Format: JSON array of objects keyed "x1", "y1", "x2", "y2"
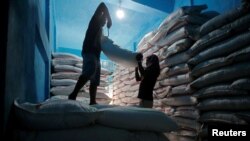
[{"x1": 53, "y1": 0, "x2": 172, "y2": 58}]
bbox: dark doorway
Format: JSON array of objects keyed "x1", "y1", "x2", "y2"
[{"x1": 0, "y1": 0, "x2": 9, "y2": 139}]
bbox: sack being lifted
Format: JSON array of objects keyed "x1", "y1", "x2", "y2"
[{"x1": 101, "y1": 36, "x2": 139, "y2": 67}]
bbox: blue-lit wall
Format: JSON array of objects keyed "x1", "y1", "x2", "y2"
[
  {"x1": 174, "y1": 0, "x2": 241, "y2": 13},
  {"x1": 53, "y1": 0, "x2": 168, "y2": 60},
  {"x1": 57, "y1": 47, "x2": 82, "y2": 57},
  {"x1": 34, "y1": 44, "x2": 47, "y2": 101},
  {"x1": 5, "y1": 0, "x2": 51, "y2": 131},
  {"x1": 50, "y1": 0, "x2": 57, "y2": 52},
  {"x1": 133, "y1": 0, "x2": 175, "y2": 13},
  {"x1": 53, "y1": 0, "x2": 242, "y2": 60},
  {"x1": 57, "y1": 47, "x2": 110, "y2": 60}
]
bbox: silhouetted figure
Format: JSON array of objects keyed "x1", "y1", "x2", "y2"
[
  {"x1": 135, "y1": 54, "x2": 160, "y2": 108},
  {"x1": 68, "y1": 2, "x2": 112, "y2": 105},
  {"x1": 241, "y1": 0, "x2": 250, "y2": 9}
]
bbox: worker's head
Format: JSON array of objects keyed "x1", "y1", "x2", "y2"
[
  {"x1": 146, "y1": 54, "x2": 160, "y2": 76},
  {"x1": 99, "y1": 13, "x2": 107, "y2": 27},
  {"x1": 146, "y1": 54, "x2": 159, "y2": 67},
  {"x1": 136, "y1": 53, "x2": 143, "y2": 62}
]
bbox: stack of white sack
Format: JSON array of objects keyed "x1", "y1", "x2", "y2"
[
  {"x1": 186, "y1": 5, "x2": 250, "y2": 141},
  {"x1": 112, "y1": 5, "x2": 219, "y2": 141},
  {"x1": 51, "y1": 52, "x2": 112, "y2": 104},
  {"x1": 14, "y1": 98, "x2": 179, "y2": 141}
]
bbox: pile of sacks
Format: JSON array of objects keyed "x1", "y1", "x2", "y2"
[
  {"x1": 112, "y1": 66, "x2": 166, "y2": 110},
  {"x1": 112, "y1": 66, "x2": 141, "y2": 106},
  {"x1": 186, "y1": 6, "x2": 250, "y2": 140},
  {"x1": 112, "y1": 5, "x2": 218, "y2": 141},
  {"x1": 14, "y1": 99, "x2": 179, "y2": 141},
  {"x1": 145, "y1": 5, "x2": 215, "y2": 141},
  {"x1": 50, "y1": 53, "x2": 112, "y2": 104}
]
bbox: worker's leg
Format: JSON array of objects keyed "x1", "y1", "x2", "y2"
[
  {"x1": 139, "y1": 99, "x2": 153, "y2": 108},
  {"x1": 68, "y1": 54, "x2": 95, "y2": 100},
  {"x1": 68, "y1": 75, "x2": 88, "y2": 100},
  {"x1": 89, "y1": 58, "x2": 100, "y2": 105},
  {"x1": 89, "y1": 84, "x2": 98, "y2": 105}
]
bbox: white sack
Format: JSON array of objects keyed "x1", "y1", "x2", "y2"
[{"x1": 101, "y1": 37, "x2": 138, "y2": 67}]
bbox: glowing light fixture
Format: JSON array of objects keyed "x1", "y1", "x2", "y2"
[
  {"x1": 116, "y1": 9, "x2": 124, "y2": 19},
  {"x1": 116, "y1": 0, "x2": 125, "y2": 19}
]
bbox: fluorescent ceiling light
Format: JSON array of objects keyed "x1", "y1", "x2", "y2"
[{"x1": 116, "y1": 9, "x2": 125, "y2": 19}]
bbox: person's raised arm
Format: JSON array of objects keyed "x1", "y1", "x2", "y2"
[
  {"x1": 135, "y1": 67, "x2": 141, "y2": 81},
  {"x1": 137, "y1": 61, "x2": 145, "y2": 76},
  {"x1": 92, "y1": 2, "x2": 112, "y2": 28},
  {"x1": 135, "y1": 53, "x2": 145, "y2": 76}
]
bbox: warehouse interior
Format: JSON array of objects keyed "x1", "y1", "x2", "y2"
[{"x1": 1, "y1": 0, "x2": 249, "y2": 140}]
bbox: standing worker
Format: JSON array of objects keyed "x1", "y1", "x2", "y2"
[
  {"x1": 69, "y1": 2, "x2": 112, "y2": 105},
  {"x1": 135, "y1": 54, "x2": 160, "y2": 108}
]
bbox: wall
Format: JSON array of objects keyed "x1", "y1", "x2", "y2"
[
  {"x1": 50, "y1": 0, "x2": 57, "y2": 52},
  {"x1": 193, "y1": 0, "x2": 241, "y2": 13},
  {"x1": 0, "y1": 0, "x2": 10, "y2": 139},
  {"x1": 173, "y1": 0, "x2": 192, "y2": 10},
  {"x1": 132, "y1": 0, "x2": 174, "y2": 13},
  {"x1": 174, "y1": 0, "x2": 241, "y2": 13},
  {"x1": 4, "y1": 0, "x2": 51, "y2": 137}
]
